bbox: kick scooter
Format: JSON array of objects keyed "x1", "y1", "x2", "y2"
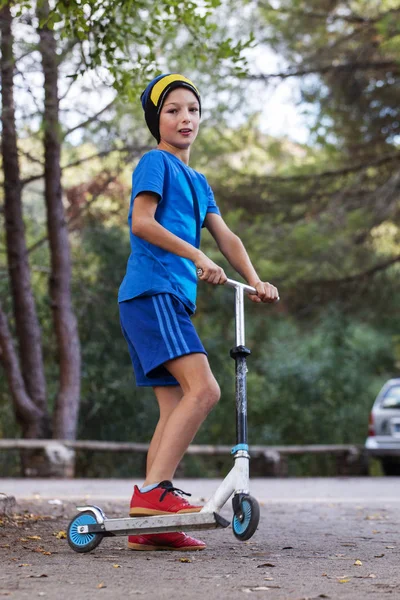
[{"x1": 67, "y1": 276, "x2": 270, "y2": 553}]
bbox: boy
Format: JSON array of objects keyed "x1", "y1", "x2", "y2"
[{"x1": 119, "y1": 74, "x2": 279, "y2": 551}]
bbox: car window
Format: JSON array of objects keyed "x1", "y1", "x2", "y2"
[{"x1": 381, "y1": 386, "x2": 400, "y2": 408}]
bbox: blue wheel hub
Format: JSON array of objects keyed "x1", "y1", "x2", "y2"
[
  {"x1": 233, "y1": 499, "x2": 252, "y2": 534},
  {"x1": 69, "y1": 513, "x2": 97, "y2": 547}
]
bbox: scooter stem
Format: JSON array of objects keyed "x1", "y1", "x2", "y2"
[
  {"x1": 224, "y1": 278, "x2": 255, "y2": 347},
  {"x1": 223, "y1": 279, "x2": 255, "y2": 448}
]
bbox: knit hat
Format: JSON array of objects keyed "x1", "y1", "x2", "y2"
[{"x1": 140, "y1": 74, "x2": 201, "y2": 142}]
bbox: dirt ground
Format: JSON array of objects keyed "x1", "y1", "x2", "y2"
[{"x1": 1, "y1": 489, "x2": 400, "y2": 600}]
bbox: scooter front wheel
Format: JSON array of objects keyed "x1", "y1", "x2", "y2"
[
  {"x1": 67, "y1": 511, "x2": 104, "y2": 553},
  {"x1": 232, "y1": 495, "x2": 260, "y2": 541}
]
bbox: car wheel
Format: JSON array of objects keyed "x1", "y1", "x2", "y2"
[{"x1": 381, "y1": 459, "x2": 400, "y2": 476}]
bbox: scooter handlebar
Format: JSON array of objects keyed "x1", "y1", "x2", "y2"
[
  {"x1": 196, "y1": 269, "x2": 279, "y2": 301},
  {"x1": 225, "y1": 278, "x2": 257, "y2": 295}
]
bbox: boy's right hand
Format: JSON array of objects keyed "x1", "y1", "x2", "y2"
[{"x1": 195, "y1": 253, "x2": 227, "y2": 285}]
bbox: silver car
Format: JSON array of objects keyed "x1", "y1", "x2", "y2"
[{"x1": 365, "y1": 378, "x2": 400, "y2": 475}]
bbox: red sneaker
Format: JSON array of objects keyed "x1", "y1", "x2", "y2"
[
  {"x1": 128, "y1": 532, "x2": 206, "y2": 551},
  {"x1": 129, "y1": 481, "x2": 203, "y2": 517}
]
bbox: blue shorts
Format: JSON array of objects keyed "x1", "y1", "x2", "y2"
[{"x1": 119, "y1": 293, "x2": 207, "y2": 387}]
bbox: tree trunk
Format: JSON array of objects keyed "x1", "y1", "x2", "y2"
[
  {"x1": 0, "y1": 301, "x2": 42, "y2": 435},
  {"x1": 0, "y1": 3, "x2": 56, "y2": 476},
  {"x1": 37, "y1": 2, "x2": 81, "y2": 449},
  {"x1": 0, "y1": 4, "x2": 49, "y2": 439}
]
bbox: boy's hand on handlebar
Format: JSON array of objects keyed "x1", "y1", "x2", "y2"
[
  {"x1": 249, "y1": 281, "x2": 279, "y2": 303},
  {"x1": 195, "y1": 254, "x2": 227, "y2": 285}
]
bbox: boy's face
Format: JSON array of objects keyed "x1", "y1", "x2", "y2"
[{"x1": 158, "y1": 88, "x2": 200, "y2": 149}]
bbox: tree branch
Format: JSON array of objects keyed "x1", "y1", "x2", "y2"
[
  {"x1": 261, "y1": 151, "x2": 400, "y2": 182},
  {"x1": 21, "y1": 143, "x2": 151, "y2": 187},
  {"x1": 0, "y1": 300, "x2": 42, "y2": 424},
  {"x1": 57, "y1": 38, "x2": 80, "y2": 65},
  {"x1": 15, "y1": 46, "x2": 37, "y2": 65},
  {"x1": 258, "y1": 3, "x2": 400, "y2": 25},
  {"x1": 310, "y1": 254, "x2": 400, "y2": 286},
  {"x1": 59, "y1": 63, "x2": 82, "y2": 101},
  {"x1": 14, "y1": 63, "x2": 42, "y2": 114},
  {"x1": 27, "y1": 171, "x2": 120, "y2": 255},
  {"x1": 249, "y1": 60, "x2": 400, "y2": 81},
  {"x1": 62, "y1": 98, "x2": 116, "y2": 139},
  {"x1": 18, "y1": 148, "x2": 44, "y2": 166}
]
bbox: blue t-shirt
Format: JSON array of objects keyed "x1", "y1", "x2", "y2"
[{"x1": 118, "y1": 149, "x2": 221, "y2": 314}]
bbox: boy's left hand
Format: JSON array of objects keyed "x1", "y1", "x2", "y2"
[{"x1": 249, "y1": 281, "x2": 279, "y2": 304}]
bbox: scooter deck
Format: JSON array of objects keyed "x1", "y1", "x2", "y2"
[{"x1": 77, "y1": 508, "x2": 230, "y2": 537}]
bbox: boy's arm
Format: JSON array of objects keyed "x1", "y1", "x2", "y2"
[
  {"x1": 204, "y1": 212, "x2": 278, "y2": 303},
  {"x1": 132, "y1": 193, "x2": 227, "y2": 284}
]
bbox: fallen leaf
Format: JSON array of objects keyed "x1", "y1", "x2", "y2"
[
  {"x1": 338, "y1": 578, "x2": 351, "y2": 583},
  {"x1": 257, "y1": 562, "x2": 275, "y2": 568},
  {"x1": 179, "y1": 557, "x2": 191, "y2": 563},
  {"x1": 19, "y1": 563, "x2": 32, "y2": 567},
  {"x1": 266, "y1": 586, "x2": 281, "y2": 589},
  {"x1": 55, "y1": 531, "x2": 67, "y2": 539},
  {"x1": 386, "y1": 546, "x2": 395, "y2": 549},
  {"x1": 354, "y1": 559, "x2": 362, "y2": 566},
  {"x1": 112, "y1": 564, "x2": 121, "y2": 568},
  {"x1": 264, "y1": 577, "x2": 274, "y2": 581},
  {"x1": 32, "y1": 547, "x2": 52, "y2": 555},
  {"x1": 97, "y1": 582, "x2": 106, "y2": 589},
  {"x1": 374, "y1": 554, "x2": 385, "y2": 558},
  {"x1": 27, "y1": 535, "x2": 41, "y2": 540},
  {"x1": 367, "y1": 574, "x2": 377, "y2": 579},
  {"x1": 341, "y1": 543, "x2": 356, "y2": 547}
]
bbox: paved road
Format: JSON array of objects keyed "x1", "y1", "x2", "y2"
[
  {"x1": 2, "y1": 476, "x2": 400, "y2": 505},
  {"x1": 1, "y1": 478, "x2": 400, "y2": 600}
]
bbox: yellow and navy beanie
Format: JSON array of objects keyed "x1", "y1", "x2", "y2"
[{"x1": 140, "y1": 73, "x2": 201, "y2": 142}]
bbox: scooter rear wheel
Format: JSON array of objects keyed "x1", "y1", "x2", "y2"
[
  {"x1": 67, "y1": 511, "x2": 104, "y2": 553},
  {"x1": 232, "y1": 495, "x2": 260, "y2": 541}
]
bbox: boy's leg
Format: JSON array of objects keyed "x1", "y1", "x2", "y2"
[
  {"x1": 146, "y1": 385, "x2": 183, "y2": 476},
  {"x1": 144, "y1": 352, "x2": 220, "y2": 485},
  {"x1": 129, "y1": 377, "x2": 208, "y2": 551}
]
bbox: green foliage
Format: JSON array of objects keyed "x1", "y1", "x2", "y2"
[
  {"x1": 250, "y1": 310, "x2": 394, "y2": 446},
  {"x1": 46, "y1": 0, "x2": 253, "y2": 96},
  {"x1": 2, "y1": 0, "x2": 400, "y2": 479},
  {"x1": 72, "y1": 223, "x2": 159, "y2": 444},
  {"x1": 61, "y1": 219, "x2": 397, "y2": 478},
  {"x1": 258, "y1": 1, "x2": 400, "y2": 150}
]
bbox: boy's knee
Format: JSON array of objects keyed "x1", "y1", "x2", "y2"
[{"x1": 197, "y1": 378, "x2": 220, "y2": 413}]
